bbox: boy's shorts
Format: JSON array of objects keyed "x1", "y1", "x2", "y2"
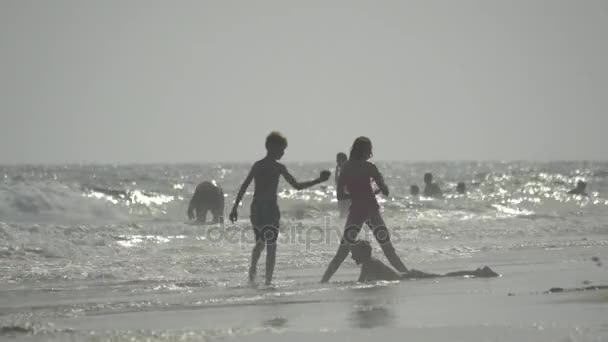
[{"x1": 250, "y1": 201, "x2": 280, "y2": 243}]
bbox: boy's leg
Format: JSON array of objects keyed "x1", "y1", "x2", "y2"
[
  {"x1": 369, "y1": 211, "x2": 409, "y2": 273},
  {"x1": 262, "y1": 205, "x2": 281, "y2": 285},
  {"x1": 249, "y1": 239, "x2": 265, "y2": 283},
  {"x1": 262, "y1": 224, "x2": 279, "y2": 285},
  {"x1": 249, "y1": 205, "x2": 265, "y2": 283},
  {"x1": 265, "y1": 240, "x2": 276, "y2": 285}
]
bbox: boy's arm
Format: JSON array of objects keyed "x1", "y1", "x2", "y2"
[
  {"x1": 371, "y1": 164, "x2": 389, "y2": 196},
  {"x1": 281, "y1": 165, "x2": 330, "y2": 191},
  {"x1": 229, "y1": 164, "x2": 256, "y2": 222}
]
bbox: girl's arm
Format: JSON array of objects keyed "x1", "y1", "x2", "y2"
[
  {"x1": 336, "y1": 169, "x2": 350, "y2": 200},
  {"x1": 371, "y1": 164, "x2": 389, "y2": 196}
]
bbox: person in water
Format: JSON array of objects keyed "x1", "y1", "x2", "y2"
[
  {"x1": 456, "y1": 182, "x2": 466, "y2": 195},
  {"x1": 351, "y1": 240, "x2": 499, "y2": 282},
  {"x1": 230, "y1": 132, "x2": 331, "y2": 285},
  {"x1": 335, "y1": 152, "x2": 350, "y2": 218},
  {"x1": 568, "y1": 180, "x2": 588, "y2": 196},
  {"x1": 423, "y1": 172, "x2": 443, "y2": 198},
  {"x1": 187, "y1": 181, "x2": 224, "y2": 224},
  {"x1": 410, "y1": 185, "x2": 420, "y2": 196},
  {"x1": 321, "y1": 137, "x2": 409, "y2": 283}
]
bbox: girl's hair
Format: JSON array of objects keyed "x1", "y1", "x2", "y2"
[{"x1": 349, "y1": 136, "x2": 373, "y2": 160}]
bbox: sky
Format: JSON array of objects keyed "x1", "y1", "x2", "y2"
[{"x1": 1, "y1": 0, "x2": 607, "y2": 163}]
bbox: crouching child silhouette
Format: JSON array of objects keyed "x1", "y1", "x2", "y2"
[
  {"x1": 230, "y1": 132, "x2": 331, "y2": 286},
  {"x1": 351, "y1": 240, "x2": 499, "y2": 282}
]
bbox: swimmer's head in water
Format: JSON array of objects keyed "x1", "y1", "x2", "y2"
[
  {"x1": 424, "y1": 172, "x2": 433, "y2": 184},
  {"x1": 410, "y1": 185, "x2": 420, "y2": 196},
  {"x1": 351, "y1": 240, "x2": 372, "y2": 265},
  {"x1": 577, "y1": 180, "x2": 587, "y2": 190},
  {"x1": 265, "y1": 131, "x2": 287, "y2": 160},
  {"x1": 456, "y1": 182, "x2": 466, "y2": 194},
  {"x1": 336, "y1": 152, "x2": 347, "y2": 165},
  {"x1": 349, "y1": 137, "x2": 373, "y2": 161}
]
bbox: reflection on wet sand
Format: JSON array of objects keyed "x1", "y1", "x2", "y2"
[
  {"x1": 349, "y1": 286, "x2": 397, "y2": 329},
  {"x1": 263, "y1": 317, "x2": 288, "y2": 328}
]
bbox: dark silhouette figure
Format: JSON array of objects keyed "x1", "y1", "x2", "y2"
[
  {"x1": 230, "y1": 132, "x2": 330, "y2": 285},
  {"x1": 456, "y1": 182, "x2": 466, "y2": 194},
  {"x1": 187, "y1": 181, "x2": 225, "y2": 224},
  {"x1": 351, "y1": 240, "x2": 498, "y2": 282},
  {"x1": 336, "y1": 152, "x2": 349, "y2": 218},
  {"x1": 321, "y1": 137, "x2": 408, "y2": 283},
  {"x1": 410, "y1": 185, "x2": 420, "y2": 196},
  {"x1": 423, "y1": 172, "x2": 443, "y2": 198},
  {"x1": 568, "y1": 180, "x2": 588, "y2": 196}
]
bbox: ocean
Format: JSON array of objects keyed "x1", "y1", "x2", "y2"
[{"x1": 1, "y1": 161, "x2": 607, "y2": 341}]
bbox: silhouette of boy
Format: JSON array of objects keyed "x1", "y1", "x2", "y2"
[{"x1": 230, "y1": 132, "x2": 331, "y2": 285}]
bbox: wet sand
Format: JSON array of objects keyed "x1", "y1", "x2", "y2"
[{"x1": 2, "y1": 245, "x2": 607, "y2": 341}]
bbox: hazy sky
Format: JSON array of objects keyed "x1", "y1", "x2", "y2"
[{"x1": 1, "y1": 0, "x2": 607, "y2": 163}]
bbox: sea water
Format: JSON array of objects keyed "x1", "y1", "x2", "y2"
[{"x1": 0, "y1": 161, "x2": 607, "y2": 340}]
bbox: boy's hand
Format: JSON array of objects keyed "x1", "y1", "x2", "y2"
[
  {"x1": 229, "y1": 208, "x2": 238, "y2": 223},
  {"x1": 319, "y1": 170, "x2": 331, "y2": 182}
]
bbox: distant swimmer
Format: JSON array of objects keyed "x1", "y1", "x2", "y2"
[
  {"x1": 335, "y1": 152, "x2": 349, "y2": 218},
  {"x1": 187, "y1": 181, "x2": 225, "y2": 224},
  {"x1": 350, "y1": 240, "x2": 499, "y2": 282},
  {"x1": 456, "y1": 182, "x2": 466, "y2": 194},
  {"x1": 423, "y1": 172, "x2": 443, "y2": 198},
  {"x1": 568, "y1": 180, "x2": 588, "y2": 196},
  {"x1": 410, "y1": 185, "x2": 420, "y2": 196}
]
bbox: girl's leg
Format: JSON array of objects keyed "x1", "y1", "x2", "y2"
[
  {"x1": 368, "y1": 211, "x2": 409, "y2": 273},
  {"x1": 320, "y1": 240, "x2": 349, "y2": 283},
  {"x1": 320, "y1": 211, "x2": 366, "y2": 283}
]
